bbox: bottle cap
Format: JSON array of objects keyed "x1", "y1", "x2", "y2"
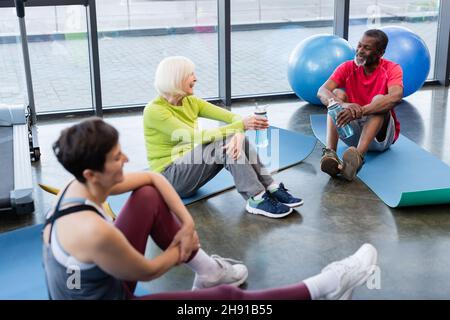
[{"x1": 255, "y1": 104, "x2": 267, "y2": 114}]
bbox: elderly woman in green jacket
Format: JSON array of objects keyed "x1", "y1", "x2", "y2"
[{"x1": 143, "y1": 56, "x2": 303, "y2": 218}]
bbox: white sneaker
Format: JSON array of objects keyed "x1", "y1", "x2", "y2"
[
  {"x1": 192, "y1": 255, "x2": 249, "y2": 290},
  {"x1": 322, "y1": 243, "x2": 378, "y2": 300}
]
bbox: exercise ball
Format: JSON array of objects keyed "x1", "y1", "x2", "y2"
[
  {"x1": 381, "y1": 26, "x2": 430, "y2": 97},
  {"x1": 288, "y1": 34, "x2": 355, "y2": 105}
]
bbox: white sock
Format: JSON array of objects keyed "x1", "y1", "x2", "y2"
[
  {"x1": 303, "y1": 269, "x2": 340, "y2": 300},
  {"x1": 267, "y1": 183, "x2": 279, "y2": 193},
  {"x1": 186, "y1": 249, "x2": 220, "y2": 276},
  {"x1": 252, "y1": 190, "x2": 266, "y2": 201}
]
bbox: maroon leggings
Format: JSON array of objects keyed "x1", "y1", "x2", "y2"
[{"x1": 114, "y1": 185, "x2": 311, "y2": 300}]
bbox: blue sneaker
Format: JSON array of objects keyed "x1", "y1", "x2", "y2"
[
  {"x1": 270, "y1": 183, "x2": 304, "y2": 207},
  {"x1": 246, "y1": 191, "x2": 292, "y2": 218}
]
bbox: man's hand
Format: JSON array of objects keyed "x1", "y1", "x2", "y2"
[
  {"x1": 223, "y1": 132, "x2": 246, "y2": 160},
  {"x1": 336, "y1": 103, "x2": 363, "y2": 126},
  {"x1": 242, "y1": 115, "x2": 269, "y2": 131}
]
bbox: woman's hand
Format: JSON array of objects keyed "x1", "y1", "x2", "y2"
[
  {"x1": 223, "y1": 132, "x2": 246, "y2": 160},
  {"x1": 169, "y1": 224, "x2": 200, "y2": 264},
  {"x1": 242, "y1": 115, "x2": 269, "y2": 131}
]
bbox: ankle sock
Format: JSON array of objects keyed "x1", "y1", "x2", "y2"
[
  {"x1": 186, "y1": 249, "x2": 220, "y2": 276},
  {"x1": 252, "y1": 190, "x2": 266, "y2": 201},
  {"x1": 267, "y1": 183, "x2": 279, "y2": 193},
  {"x1": 303, "y1": 269, "x2": 340, "y2": 300}
]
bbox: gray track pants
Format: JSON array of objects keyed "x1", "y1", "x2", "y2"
[{"x1": 161, "y1": 135, "x2": 274, "y2": 200}]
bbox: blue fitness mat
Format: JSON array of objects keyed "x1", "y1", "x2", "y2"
[
  {"x1": 109, "y1": 126, "x2": 316, "y2": 213},
  {"x1": 310, "y1": 114, "x2": 450, "y2": 207},
  {"x1": 0, "y1": 225, "x2": 149, "y2": 300}
]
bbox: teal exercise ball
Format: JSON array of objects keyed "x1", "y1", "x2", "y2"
[
  {"x1": 381, "y1": 26, "x2": 430, "y2": 97},
  {"x1": 288, "y1": 34, "x2": 355, "y2": 105}
]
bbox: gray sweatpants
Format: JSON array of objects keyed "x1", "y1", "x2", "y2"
[{"x1": 161, "y1": 135, "x2": 274, "y2": 200}]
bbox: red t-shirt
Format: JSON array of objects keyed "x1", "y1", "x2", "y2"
[{"x1": 329, "y1": 58, "x2": 403, "y2": 142}]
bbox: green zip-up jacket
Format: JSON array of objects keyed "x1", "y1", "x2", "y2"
[{"x1": 143, "y1": 95, "x2": 244, "y2": 173}]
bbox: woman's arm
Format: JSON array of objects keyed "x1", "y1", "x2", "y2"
[
  {"x1": 196, "y1": 97, "x2": 268, "y2": 132},
  {"x1": 196, "y1": 97, "x2": 243, "y2": 124},
  {"x1": 145, "y1": 105, "x2": 244, "y2": 145},
  {"x1": 86, "y1": 219, "x2": 181, "y2": 281}
]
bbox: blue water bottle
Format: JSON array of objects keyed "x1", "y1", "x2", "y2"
[
  {"x1": 327, "y1": 99, "x2": 354, "y2": 139},
  {"x1": 255, "y1": 105, "x2": 269, "y2": 148}
]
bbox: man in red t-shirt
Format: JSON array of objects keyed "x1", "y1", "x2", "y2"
[{"x1": 317, "y1": 29, "x2": 404, "y2": 181}]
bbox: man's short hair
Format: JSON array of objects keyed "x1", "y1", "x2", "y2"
[
  {"x1": 53, "y1": 118, "x2": 119, "y2": 183},
  {"x1": 154, "y1": 56, "x2": 195, "y2": 97},
  {"x1": 364, "y1": 29, "x2": 389, "y2": 54}
]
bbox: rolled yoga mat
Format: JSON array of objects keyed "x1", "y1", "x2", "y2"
[{"x1": 311, "y1": 114, "x2": 450, "y2": 207}]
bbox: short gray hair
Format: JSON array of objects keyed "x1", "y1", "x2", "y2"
[{"x1": 154, "y1": 56, "x2": 195, "y2": 97}]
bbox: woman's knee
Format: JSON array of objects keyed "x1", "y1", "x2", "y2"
[
  {"x1": 332, "y1": 89, "x2": 348, "y2": 102},
  {"x1": 131, "y1": 185, "x2": 163, "y2": 203}
]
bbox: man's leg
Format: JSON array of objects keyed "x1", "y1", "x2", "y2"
[
  {"x1": 356, "y1": 112, "x2": 390, "y2": 155},
  {"x1": 321, "y1": 89, "x2": 347, "y2": 177},
  {"x1": 341, "y1": 95, "x2": 390, "y2": 181},
  {"x1": 326, "y1": 87, "x2": 348, "y2": 151}
]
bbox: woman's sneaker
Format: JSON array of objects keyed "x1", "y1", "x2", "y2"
[
  {"x1": 246, "y1": 191, "x2": 292, "y2": 218},
  {"x1": 192, "y1": 255, "x2": 249, "y2": 290},
  {"x1": 322, "y1": 243, "x2": 378, "y2": 300},
  {"x1": 270, "y1": 183, "x2": 304, "y2": 207}
]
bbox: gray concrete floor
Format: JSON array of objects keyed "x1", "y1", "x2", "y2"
[{"x1": 1, "y1": 84, "x2": 450, "y2": 299}]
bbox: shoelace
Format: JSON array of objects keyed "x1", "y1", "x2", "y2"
[
  {"x1": 263, "y1": 191, "x2": 281, "y2": 206},
  {"x1": 322, "y1": 147, "x2": 333, "y2": 157},
  {"x1": 322, "y1": 148, "x2": 344, "y2": 165},
  {"x1": 210, "y1": 254, "x2": 243, "y2": 269},
  {"x1": 330, "y1": 257, "x2": 363, "y2": 278}
]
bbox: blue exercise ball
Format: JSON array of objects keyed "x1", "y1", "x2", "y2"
[
  {"x1": 288, "y1": 34, "x2": 355, "y2": 105},
  {"x1": 381, "y1": 26, "x2": 430, "y2": 97}
]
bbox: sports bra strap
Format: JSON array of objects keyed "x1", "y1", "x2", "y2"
[{"x1": 43, "y1": 181, "x2": 105, "y2": 244}]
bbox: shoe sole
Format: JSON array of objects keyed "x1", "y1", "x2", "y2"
[
  {"x1": 245, "y1": 203, "x2": 293, "y2": 218},
  {"x1": 320, "y1": 157, "x2": 340, "y2": 177},
  {"x1": 282, "y1": 199, "x2": 304, "y2": 208},
  {"x1": 342, "y1": 148, "x2": 361, "y2": 181},
  {"x1": 339, "y1": 244, "x2": 379, "y2": 300}
]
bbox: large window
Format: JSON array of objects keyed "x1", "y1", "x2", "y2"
[
  {"x1": 348, "y1": 0, "x2": 439, "y2": 80},
  {"x1": 0, "y1": 7, "x2": 24, "y2": 106},
  {"x1": 97, "y1": 0, "x2": 219, "y2": 108},
  {"x1": 231, "y1": 0, "x2": 335, "y2": 97},
  {"x1": 0, "y1": 5, "x2": 92, "y2": 113},
  {"x1": 1, "y1": 0, "x2": 448, "y2": 115}
]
